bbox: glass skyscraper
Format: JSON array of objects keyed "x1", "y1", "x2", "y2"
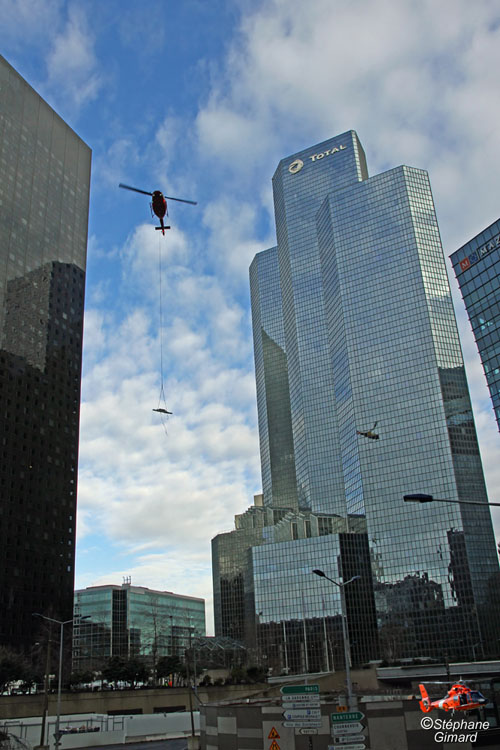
[
  {"x1": 0, "y1": 56, "x2": 91, "y2": 651},
  {"x1": 450, "y1": 218, "x2": 500, "y2": 431},
  {"x1": 212, "y1": 131, "x2": 500, "y2": 674}
]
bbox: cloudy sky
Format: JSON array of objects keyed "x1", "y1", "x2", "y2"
[{"x1": 3, "y1": 0, "x2": 500, "y2": 633}]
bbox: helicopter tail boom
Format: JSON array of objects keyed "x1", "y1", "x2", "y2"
[{"x1": 418, "y1": 684, "x2": 432, "y2": 712}]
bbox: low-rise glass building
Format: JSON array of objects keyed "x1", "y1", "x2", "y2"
[{"x1": 73, "y1": 582, "x2": 205, "y2": 671}]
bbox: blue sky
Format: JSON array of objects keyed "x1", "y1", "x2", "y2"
[{"x1": 2, "y1": 0, "x2": 500, "y2": 633}]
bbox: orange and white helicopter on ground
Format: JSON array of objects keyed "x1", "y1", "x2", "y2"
[{"x1": 418, "y1": 682, "x2": 487, "y2": 713}]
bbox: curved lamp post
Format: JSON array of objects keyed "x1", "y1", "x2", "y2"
[
  {"x1": 403, "y1": 493, "x2": 500, "y2": 507},
  {"x1": 312, "y1": 570, "x2": 360, "y2": 708}
]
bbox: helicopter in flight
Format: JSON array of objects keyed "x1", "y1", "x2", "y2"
[
  {"x1": 356, "y1": 421, "x2": 379, "y2": 440},
  {"x1": 119, "y1": 183, "x2": 197, "y2": 235},
  {"x1": 418, "y1": 682, "x2": 487, "y2": 714}
]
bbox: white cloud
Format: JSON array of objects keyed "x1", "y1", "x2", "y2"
[
  {"x1": 202, "y1": 197, "x2": 273, "y2": 282},
  {"x1": 77, "y1": 229, "x2": 261, "y2": 622},
  {"x1": 0, "y1": 0, "x2": 63, "y2": 46},
  {"x1": 45, "y1": 5, "x2": 103, "y2": 113},
  {"x1": 195, "y1": 1, "x2": 500, "y2": 201},
  {"x1": 95, "y1": 139, "x2": 143, "y2": 192}
]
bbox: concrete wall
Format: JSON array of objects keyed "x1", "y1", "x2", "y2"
[{"x1": 0, "y1": 685, "x2": 265, "y2": 720}]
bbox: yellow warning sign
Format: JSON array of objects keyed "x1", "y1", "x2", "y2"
[
  {"x1": 269, "y1": 741, "x2": 280, "y2": 750},
  {"x1": 268, "y1": 727, "x2": 280, "y2": 739}
]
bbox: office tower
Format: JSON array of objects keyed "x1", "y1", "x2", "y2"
[
  {"x1": 73, "y1": 582, "x2": 206, "y2": 671},
  {"x1": 212, "y1": 131, "x2": 500, "y2": 674},
  {"x1": 451, "y1": 218, "x2": 500, "y2": 431},
  {"x1": 0, "y1": 56, "x2": 91, "y2": 651}
]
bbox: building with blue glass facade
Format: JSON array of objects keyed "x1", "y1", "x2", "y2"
[
  {"x1": 212, "y1": 131, "x2": 500, "y2": 674},
  {"x1": 450, "y1": 218, "x2": 500, "y2": 431},
  {"x1": 73, "y1": 582, "x2": 205, "y2": 671}
]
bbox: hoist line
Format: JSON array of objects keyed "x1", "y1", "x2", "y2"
[{"x1": 157, "y1": 231, "x2": 166, "y2": 409}]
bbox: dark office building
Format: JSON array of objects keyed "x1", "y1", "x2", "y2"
[
  {"x1": 450, "y1": 218, "x2": 500, "y2": 431},
  {"x1": 0, "y1": 56, "x2": 91, "y2": 651},
  {"x1": 212, "y1": 132, "x2": 500, "y2": 675}
]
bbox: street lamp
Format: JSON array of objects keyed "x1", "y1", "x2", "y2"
[
  {"x1": 33, "y1": 613, "x2": 90, "y2": 749},
  {"x1": 403, "y1": 493, "x2": 500, "y2": 507},
  {"x1": 312, "y1": 570, "x2": 361, "y2": 709}
]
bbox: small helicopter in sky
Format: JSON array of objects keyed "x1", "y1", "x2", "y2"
[
  {"x1": 119, "y1": 183, "x2": 197, "y2": 235},
  {"x1": 356, "y1": 421, "x2": 379, "y2": 440},
  {"x1": 418, "y1": 682, "x2": 487, "y2": 713}
]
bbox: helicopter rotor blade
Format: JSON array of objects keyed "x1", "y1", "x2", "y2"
[
  {"x1": 119, "y1": 183, "x2": 153, "y2": 197},
  {"x1": 164, "y1": 195, "x2": 197, "y2": 205}
]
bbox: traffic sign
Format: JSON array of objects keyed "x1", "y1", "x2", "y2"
[
  {"x1": 332, "y1": 734, "x2": 365, "y2": 744},
  {"x1": 283, "y1": 708, "x2": 321, "y2": 720},
  {"x1": 283, "y1": 721, "x2": 322, "y2": 729},
  {"x1": 332, "y1": 722, "x2": 364, "y2": 735},
  {"x1": 282, "y1": 700, "x2": 321, "y2": 709},
  {"x1": 331, "y1": 711, "x2": 364, "y2": 723},
  {"x1": 281, "y1": 684, "x2": 320, "y2": 694},
  {"x1": 329, "y1": 746, "x2": 365, "y2": 750},
  {"x1": 282, "y1": 693, "x2": 321, "y2": 705},
  {"x1": 298, "y1": 729, "x2": 318, "y2": 735}
]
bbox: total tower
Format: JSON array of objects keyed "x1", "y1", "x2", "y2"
[
  {"x1": 0, "y1": 56, "x2": 91, "y2": 651},
  {"x1": 212, "y1": 131, "x2": 500, "y2": 674}
]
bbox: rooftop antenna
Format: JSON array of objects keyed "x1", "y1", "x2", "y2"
[{"x1": 123, "y1": 575, "x2": 131, "y2": 586}]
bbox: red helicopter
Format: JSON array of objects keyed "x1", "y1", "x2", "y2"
[
  {"x1": 119, "y1": 183, "x2": 197, "y2": 235},
  {"x1": 418, "y1": 682, "x2": 487, "y2": 713}
]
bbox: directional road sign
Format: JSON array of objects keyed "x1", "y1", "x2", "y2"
[
  {"x1": 330, "y1": 711, "x2": 364, "y2": 723},
  {"x1": 298, "y1": 729, "x2": 318, "y2": 735},
  {"x1": 283, "y1": 721, "x2": 322, "y2": 729},
  {"x1": 332, "y1": 734, "x2": 365, "y2": 744},
  {"x1": 283, "y1": 709, "x2": 321, "y2": 721},
  {"x1": 282, "y1": 700, "x2": 321, "y2": 710},
  {"x1": 282, "y1": 694, "x2": 321, "y2": 705},
  {"x1": 281, "y1": 684, "x2": 320, "y2": 695},
  {"x1": 329, "y1": 745, "x2": 365, "y2": 750},
  {"x1": 332, "y1": 722, "x2": 364, "y2": 735}
]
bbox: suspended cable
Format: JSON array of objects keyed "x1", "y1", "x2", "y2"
[{"x1": 152, "y1": 232, "x2": 172, "y2": 434}]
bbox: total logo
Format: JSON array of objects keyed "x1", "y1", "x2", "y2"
[
  {"x1": 288, "y1": 144, "x2": 346, "y2": 174},
  {"x1": 288, "y1": 159, "x2": 304, "y2": 174}
]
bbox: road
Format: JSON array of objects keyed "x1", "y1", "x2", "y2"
[{"x1": 90, "y1": 740, "x2": 189, "y2": 750}]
